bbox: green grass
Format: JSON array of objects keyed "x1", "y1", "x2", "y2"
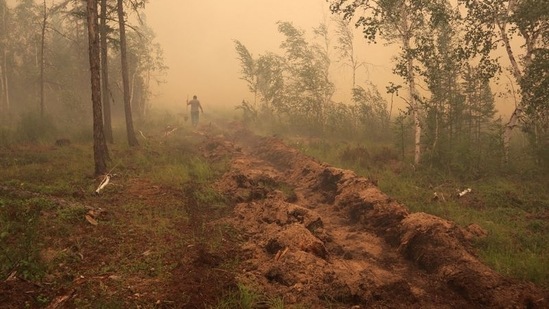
[
  {"x1": 0, "y1": 196, "x2": 53, "y2": 280},
  {"x1": 213, "y1": 283, "x2": 261, "y2": 309},
  {"x1": 212, "y1": 283, "x2": 297, "y2": 309},
  {"x1": 0, "y1": 117, "x2": 244, "y2": 307}
]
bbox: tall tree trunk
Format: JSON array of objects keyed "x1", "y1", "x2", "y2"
[
  {"x1": 86, "y1": 0, "x2": 109, "y2": 176},
  {"x1": 498, "y1": 20, "x2": 523, "y2": 163},
  {"x1": 398, "y1": 4, "x2": 421, "y2": 166},
  {"x1": 0, "y1": 0, "x2": 7, "y2": 115},
  {"x1": 117, "y1": 0, "x2": 139, "y2": 147},
  {"x1": 40, "y1": 0, "x2": 46, "y2": 117},
  {"x1": 494, "y1": 0, "x2": 524, "y2": 163},
  {"x1": 100, "y1": 0, "x2": 113, "y2": 143},
  {"x1": 403, "y1": 35, "x2": 421, "y2": 165},
  {"x1": 410, "y1": 73, "x2": 421, "y2": 166}
]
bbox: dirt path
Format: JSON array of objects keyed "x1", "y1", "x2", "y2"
[{"x1": 203, "y1": 123, "x2": 548, "y2": 308}]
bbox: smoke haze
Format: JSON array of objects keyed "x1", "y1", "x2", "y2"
[{"x1": 144, "y1": 0, "x2": 396, "y2": 112}]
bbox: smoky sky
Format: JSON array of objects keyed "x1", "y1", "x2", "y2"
[{"x1": 144, "y1": 0, "x2": 396, "y2": 112}]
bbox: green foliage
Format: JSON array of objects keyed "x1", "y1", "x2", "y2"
[
  {"x1": 192, "y1": 186, "x2": 228, "y2": 210},
  {"x1": 520, "y1": 48, "x2": 549, "y2": 170},
  {"x1": 234, "y1": 40, "x2": 257, "y2": 95},
  {"x1": 152, "y1": 163, "x2": 191, "y2": 186},
  {"x1": 0, "y1": 197, "x2": 50, "y2": 280},
  {"x1": 235, "y1": 24, "x2": 391, "y2": 143},
  {"x1": 350, "y1": 84, "x2": 391, "y2": 141},
  {"x1": 213, "y1": 284, "x2": 260, "y2": 309},
  {"x1": 392, "y1": 111, "x2": 415, "y2": 160},
  {"x1": 187, "y1": 156, "x2": 219, "y2": 183},
  {"x1": 213, "y1": 284, "x2": 293, "y2": 309}
]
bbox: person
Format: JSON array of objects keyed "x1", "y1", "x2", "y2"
[{"x1": 187, "y1": 95, "x2": 203, "y2": 127}]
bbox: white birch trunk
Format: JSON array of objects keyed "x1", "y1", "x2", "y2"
[
  {"x1": 403, "y1": 36, "x2": 421, "y2": 165},
  {"x1": 496, "y1": 0, "x2": 529, "y2": 163},
  {"x1": 2, "y1": 49, "x2": 8, "y2": 112}
]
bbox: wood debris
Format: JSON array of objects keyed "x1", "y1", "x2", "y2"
[
  {"x1": 95, "y1": 174, "x2": 111, "y2": 194},
  {"x1": 274, "y1": 247, "x2": 289, "y2": 261}
]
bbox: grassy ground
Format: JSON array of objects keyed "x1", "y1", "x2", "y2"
[
  {"x1": 291, "y1": 138, "x2": 549, "y2": 287},
  {"x1": 0, "y1": 121, "x2": 260, "y2": 308}
]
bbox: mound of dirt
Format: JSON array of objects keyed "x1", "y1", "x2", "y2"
[{"x1": 203, "y1": 124, "x2": 548, "y2": 308}]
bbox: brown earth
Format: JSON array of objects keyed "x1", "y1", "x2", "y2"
[{"x1": 1, "y1": 122, "x2": 548, "y2": 308}]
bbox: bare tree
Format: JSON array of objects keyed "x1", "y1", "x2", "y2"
[
  {"x1": 117, "y1": 0, "x2": 138, "y2": 147},
  {"x1": 86, "y1": 0, "x2": 109, "y2": 175}
]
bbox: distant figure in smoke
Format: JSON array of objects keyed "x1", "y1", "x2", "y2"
[{"x1": 187, "y1": 95, "x2": 203, "y2": 127}]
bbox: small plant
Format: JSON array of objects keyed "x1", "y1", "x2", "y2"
[
  {"x1": 213, "y1": 284, "x2": 261, "y2": 309},
  {"x1": 0, "y1": 197, "x2": 48, "y2": 280},
  {"x1": 188, "y1": 157, "x2": 215, "y2": 183}
]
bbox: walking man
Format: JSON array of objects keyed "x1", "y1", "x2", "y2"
[{"x1": 187, "y1": 95, "x2": 203, "y2": 127}]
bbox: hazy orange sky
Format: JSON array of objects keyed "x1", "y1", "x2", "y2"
[
  {"x1": 143, "y1": 0, "x2": 396, "y2": 112},
  {"x1": 4, "y1": 0, "x2": 515, "y2": 117},
  {"x1": 143, "y1": 0, "x2": 519, "y2": 118}
]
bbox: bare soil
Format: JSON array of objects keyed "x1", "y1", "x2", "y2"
[{"x1": 1, "y1": 122, "x2": 548, "y2": 308}]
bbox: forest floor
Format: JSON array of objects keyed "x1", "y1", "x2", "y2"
[{"x1": 1, "y1": 120, "x2": 548, "y2": 308}]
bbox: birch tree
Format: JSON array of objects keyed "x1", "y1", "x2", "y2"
[
  {"x1": 333, "y1": 17, "x2": 362, "y2": 89},
  {"x1": 126, "y1": 22, "x2": 166, "y2": 118},
  {"x1": 329, "y1": 0, "x2": 449, "y2": 165},
  {"x1": 460, "y1": 0, "x2": 549, "y2": 162},
  {"x1": 278, "y1": 21, "x2": 335, "y2": 131},
  {"x1": 234, "y1": 40, "x2": 285, "y2": 121},
  {"x1": 520, "y1": 48, "x2": 549, "y2": 168}
]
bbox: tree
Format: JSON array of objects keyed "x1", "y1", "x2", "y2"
[
  {"x1": 351, "y1": 83, "x2": 391, "y2": 141},
  {"x1": 255, "y1": 53, "x2": 285, "y2": 116},
  {"x1": 333, "y1": 17, "x2": 363, "y2": 89},
  {"x1": 10, "y1": 0, "x2": 42, "y2": 115},
  {"x1": 86, "y1": 0, "x2": 109, "y2": 175},
  {"x1": 234, "y1": 40, "x2": 286, "y2": 123},
  {"x1": 520, "y1": 48, "x2": 549, "y2": 169},
  {"x1": 0, "y1": 0, "x2": 9, "y2": 117},
  {"x1": 44, "y1": 0, "x2": 96, "y2": 128},
  {"x1": 329, "y1": 0, "x2": 449, "y2": 165},
  {"x1": 126, "y1": 21, "x2": 167, "y2": 119},
  {"x1": 100, "y1": 0, "x2": 113, "y2": 143},
  {"x1": 39, "y1": 0, "x2": 47, "y2": 117},
  {"x1": 416, "y1": 13, "x2": 463, "y2": 168},
  {"x1": 312, "y1": 22, "x2": 334, "y2": 109},
  {"x1": 460, "y1": 0, "x2": 549, "y2": 161},
  {"x1": 117, "y1": 0, "x2": 138, "y2": 147},
  {"x1": 234, "y1": 40, "x2": 258, "y2": 105},
  {"x1": 278, "y1": 21, "x2": 335, "y2": 131}
]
